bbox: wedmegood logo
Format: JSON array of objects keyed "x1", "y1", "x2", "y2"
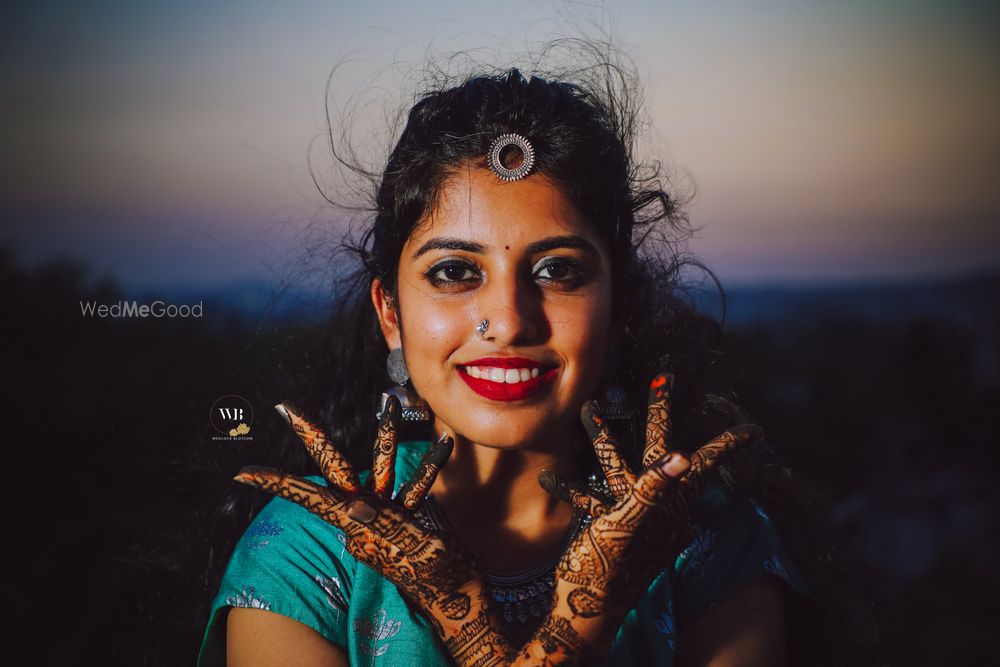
[
  {"x1": 210, "y1": 395, "x2": 254, "y2": 441},
  {"x1": 79, "y1": 300, "x2": 203, "y2": 318}
]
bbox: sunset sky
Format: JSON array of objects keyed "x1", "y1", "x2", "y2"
[{"x1": 2, "y1": 0, "x2": 997, "y2": 289}]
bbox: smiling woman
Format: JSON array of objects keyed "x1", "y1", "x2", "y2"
[
  {"x1": 375, "y1": 168, "x2": 612, "y2": 449},
  {"x1": 195, "y1": 40, "x2": 848, "y2": 666}
]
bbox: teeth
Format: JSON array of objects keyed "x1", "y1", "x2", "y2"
[{"x1": 464, "y1": 366, "x2": 546, "y2": 384}]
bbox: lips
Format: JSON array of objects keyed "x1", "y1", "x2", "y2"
[{"x1": 458, "y1": 356, "x2": 557, "y2": 401}]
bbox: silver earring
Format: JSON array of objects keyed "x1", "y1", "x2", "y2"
[
  {"x1": 596, "y1": 384, "x2": 632, "y2": 421},
  {"x1": 476, "y1": 318, "x2": 490, "y2": 338},
  {"x1": 386, "y1": 347, "x2": 409, "y2": 385},
  {"x1": 380, "y1": 348, "x2": 430, "y2": 422}
]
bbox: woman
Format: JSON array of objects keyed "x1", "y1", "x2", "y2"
[{"x1": 198, "y1": 63, "x2": 813, "y2": 665}]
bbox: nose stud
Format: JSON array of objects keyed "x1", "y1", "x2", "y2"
[{"x1": 476, "y1": 318, "x2": 490, "y2": 338}]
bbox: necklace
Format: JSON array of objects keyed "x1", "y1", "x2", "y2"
[{"x1": 417, "y1": 494, "x2": 588, "y2": 645}]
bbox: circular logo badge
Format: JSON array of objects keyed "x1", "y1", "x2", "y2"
[{"x1": 210, "y1": 395, "x2": 254, "y2": 437}]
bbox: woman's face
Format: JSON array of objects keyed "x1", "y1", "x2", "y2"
[{"x1": 373, "y1": 166, "x2": 613, "y2": 449}]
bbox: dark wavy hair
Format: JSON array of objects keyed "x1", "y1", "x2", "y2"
[{"x1": 182, "y1": 41, "x2": 881, "y2": 667}]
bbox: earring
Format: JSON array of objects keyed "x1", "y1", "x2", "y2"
[
  {"x1": 595, "y1": 346, "x2": 632, "y2": 421},
  {"x1": 387, "y1": 347, "x2": 409, "y2": 385},
  {"x1": 380, "y1": 348, "x2": 431, "y2": 422}
]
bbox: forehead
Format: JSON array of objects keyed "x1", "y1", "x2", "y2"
[{"x1": 405, "y1": 167, "x2": 594, "y2": 249}]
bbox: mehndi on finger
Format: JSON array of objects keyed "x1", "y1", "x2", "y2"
[
  {"x1": 397, "y1": 433, "x2": 454, "y2": 510},
  {"x1": 581, "y1": 400, "x2": 636, "y2": 500},
  {"x1": 233, "y1": 465, "x2": 353, "y2": 529},
  {"x1": 538, "y1": 470, "x2": 610, "y2": 518},
  {"x1": 642, "y1": 371, "x2": 675, "y2": 467},
  {"x1": 612, "y1": 453, "x2": 687, "y2": 519},
  {"x1": 371, "y1": 394, "x2": 401, "y2": 497},
  {"x1": 680, "y1": 423, "x2": 764, "y2": 495},
  {"x1": 277, "y1": 402, "x2": 362, "y2": 494}
]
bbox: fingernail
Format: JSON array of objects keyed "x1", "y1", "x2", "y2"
[
  {"x1": 430, "y1": 433, "x2": 454, "y2": 464},
  {"x1": 232, "y1": 471, "x2": 254, "y2": 485},
  {"x1": 274, "y1": 403, "x2": 291, "y2": 424},
  {"x1": 347, "y1": 499, "x2": 377, "y2": 524},
  {"x1": 649, "y1": 372, "x2": 674, "y2": 399},
  {"x1": 661, "y1": 453, "x2": 690, "y2": 477},
  {"x1": 381, "y1": 394, "x2": 400, "y2": 418},
  {"x1": 538, "y1": 471, "x2": 567, "y2": 499},
  {"x1": 580, "y1": 401, "x2": 603, "y2": 438}
]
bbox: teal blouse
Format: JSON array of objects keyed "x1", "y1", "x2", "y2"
[{"x1": 199, "y1": 440, "x2": 809, "y2": 665}]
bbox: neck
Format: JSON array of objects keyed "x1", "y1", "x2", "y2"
[{"x1": 428, "y1": 426, "x2": 582, "y2": 573}]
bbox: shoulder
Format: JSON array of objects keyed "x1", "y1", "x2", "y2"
[
  {"x1": 197, "y1": 477, "x2": 355, "y2": 666},
  {"x1": 670, "y1": 479, "x2": 811, "y2": 624}
]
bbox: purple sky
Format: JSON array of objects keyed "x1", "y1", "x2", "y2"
[{"x1": 2, "y1": 0, "x2": 998, "y2": 289}]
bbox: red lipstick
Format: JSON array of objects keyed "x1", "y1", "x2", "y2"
[{"x1": 458, "y1": 357, "x2": 557, "y2": 401}]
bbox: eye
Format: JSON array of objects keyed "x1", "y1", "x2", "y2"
[
  {"x1": 533, "y1": 257, "x2": 589, "y2": 287},
  {"x1": 424, "y1": 260, "x2": 481, "y2": 287}
]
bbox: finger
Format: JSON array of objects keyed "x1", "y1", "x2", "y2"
[
  {"x1": 371, "y1": 394, "x2": 400, "y2": 497},
  {"x1": 233, "y1": 465, "x2": 353, "y2": 529},
  {"x1": 642, "y1": 371, "x2": 675, "y2": 468},
  {"x1": 680, "y1": 423, "x2": 764, "y2": 497},
  {"x1": 538, "y1": 470, "x2": 610, "y2": 518},
  {"x1": 581, "y1": 400, "x2": 636, "y2": 500},
  {"x1": 277, "y1": 403, "x2": 362, "y2": 494},
  {"x1": 601, "y1": 452, "x2": 690, "y2": 529},
  {"x1": 397, "y1": 433, "x2": 454, "y2": 510}
]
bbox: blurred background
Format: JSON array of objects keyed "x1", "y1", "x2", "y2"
[{"x1": 2, "y1": 0, "x2": 997, "y2": 664}]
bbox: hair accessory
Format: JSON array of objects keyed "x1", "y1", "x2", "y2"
[
  {"x1": 486, "y1": 133, "x2": 535, "y2": 182},
  {"x1": 476, "y1": 318, "x2": 490, "y2": 338}
]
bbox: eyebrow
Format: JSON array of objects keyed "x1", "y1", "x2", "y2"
[{"x1": 412, "y1": 234, "x2": 598, "y2": 259}]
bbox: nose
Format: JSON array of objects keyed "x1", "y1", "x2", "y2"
[{"x1": 475, "y1": 271, "x2": 547, "y2": 346}]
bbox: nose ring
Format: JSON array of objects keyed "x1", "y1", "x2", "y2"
[{"x1": 476, "y1": 318, "x2": 490, "y2": 338}]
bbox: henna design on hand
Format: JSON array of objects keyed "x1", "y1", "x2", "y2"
[
  {"x1": 529, "y1": 369, "x2": 765, "y2": 663},
  {"x1": 538, "y1": 471, "x2": 610, "y2": 518},
  {"x1": 370, "y1": 395, "x2": 400, "y2": 496},
  {"x1": 581, "y1": 401, "x2": 636, "y2": 500},
  {"x1": 396, "y1": 433, "x2": 454, "y2": 510},
  {"x1": 642, "y1": 371, "x2": 674, "y2": 467},
  {"x1": 233, "y1": 404, "x2": 518, "y2": 666},
  {"x1": 566, "y1": 588, "x2": 604, "y2": 618},
  {"x1": 276, "y1": 402, "x2": 361, "y2": 494}
]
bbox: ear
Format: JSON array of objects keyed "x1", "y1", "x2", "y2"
[{"x1": 371, "y1": 278, "x2": 402, "y2": 349}]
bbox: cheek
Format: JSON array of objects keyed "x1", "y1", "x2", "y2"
[
  {"x1": 551, "y1": 289, "x2": 612, "y2": 368},
  {"x1": 398, "y1": 293, "x2": 469, "y2": 375}
]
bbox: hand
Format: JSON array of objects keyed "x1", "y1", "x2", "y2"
[
  {"x1": 522, "y1": 371, "x2": 764, "y2": 663},
  {"x1": 231, "y1": 397, "x2": 515, "y2": 662}
]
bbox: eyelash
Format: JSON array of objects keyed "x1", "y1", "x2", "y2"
[{"x1": 423, "y1": 257, "x2": 591, "y2": 290}]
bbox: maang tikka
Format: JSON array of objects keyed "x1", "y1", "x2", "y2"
[
  {"x1": 379, "y1": 347, "x2": 431, "y2": 422},
  {"x1": 486, "y1": 133, "x2": 535, "y2": 182}
]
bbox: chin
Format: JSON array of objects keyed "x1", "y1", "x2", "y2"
[{"x1": 443, "y1": 407, "x2": 569, "y2": 450}]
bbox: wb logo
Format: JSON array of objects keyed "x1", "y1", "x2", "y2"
[
  {"x1": 218, "y1": 407, "x2": 245, "y2": 421},
  {"x1": 210, "y1": 395, "x2": 254, "y2": 439}
]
